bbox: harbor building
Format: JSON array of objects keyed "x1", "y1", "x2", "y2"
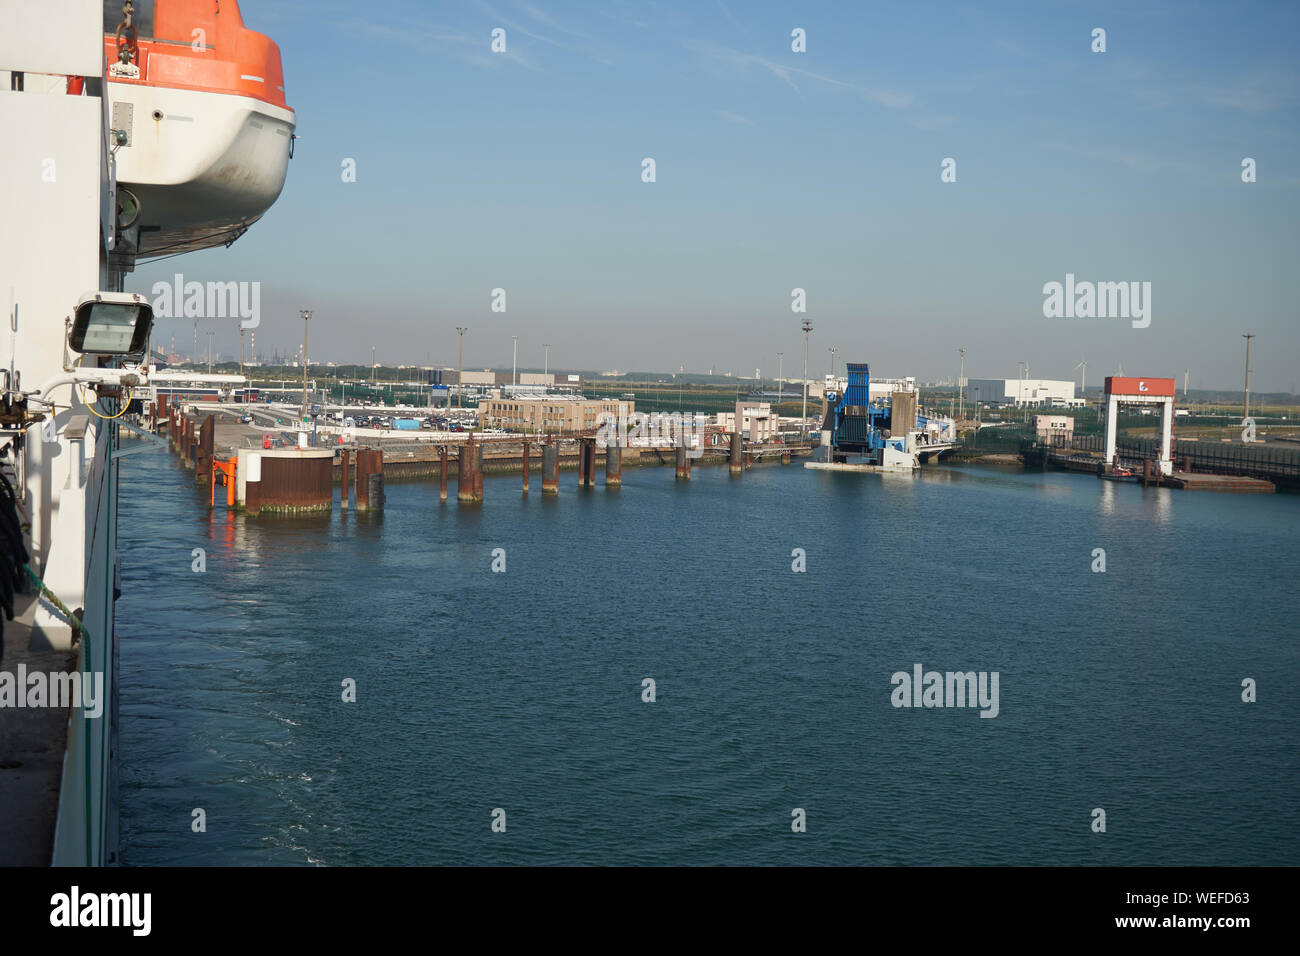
[
  {"x1": 518, "y1": 372, "x2": 583, "y2": 389},
  {"x1": 480, "y1": 396, "x2": 632, "y2": 432},
  {"x1": 716, "y1": 402, "x2": 781, "y2": 442},
  {"x1": 1032, "y1": 414, "x2": 1075, "y2": 445},
  {"x1": 964, "y1": 378, "x2": 1083, "y2": 408}
]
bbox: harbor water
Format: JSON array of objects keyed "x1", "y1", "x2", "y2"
[{"x1": 117, "y1": 449, "x2": 1300, "y2": 865}]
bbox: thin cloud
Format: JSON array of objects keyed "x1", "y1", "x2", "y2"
[
  {"x1": 519, "y1": 2, "x2": 591, "y2": 39},
  {"x1": 909, "y1": 114, "x2": 956, "y2": 131},
  {"x1": 350, "y1": 19, "x2": 538, "y2": 70},
  {"x1": 715, "y1": 109, "x2": 756, "y2": 126},
  {"x1": 478, "y1": 1, "x2": 614, "y2": 65},
  {"x1": 1055, "y1": 143, "x2": 1201, "y2": 179},
  {"x1": 716, "y1": 0, "x2": 744, "y2": 32},
  {"x1": 684, "y1": 38, "x2": 912, "y2": 109},
  {"x1": 1204, "y1": 85, "x2": 1287, "y2": 113},
  {"x1": 477, "y1": 0, "x2": 564, "y2": 47}
]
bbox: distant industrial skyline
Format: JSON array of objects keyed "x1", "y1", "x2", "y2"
[
  {"x1": 166, "y1": 348, "x2": 1296, "y2": 400},
  {"x1": 136, "y1": 0, "x2": 1299, "y2": 391}
]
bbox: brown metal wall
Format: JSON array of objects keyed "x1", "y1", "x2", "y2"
[
  {"x1": 195, "y1": 415, "x2": 214, "y2": 485},
  {"x1": 891, "y1": 391, "x2": 918, "y2": 436},
  {"x1": 257, "y1": 457, "x2": 333, "y2": 510}
]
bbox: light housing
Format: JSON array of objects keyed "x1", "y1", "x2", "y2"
[{"x1": 69, "y1": 292, "x2": 153, "y2": 357}]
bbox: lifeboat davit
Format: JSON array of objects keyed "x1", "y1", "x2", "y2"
[{"x1": 101, "y1": 0, "x2": 295, "y2": 258}]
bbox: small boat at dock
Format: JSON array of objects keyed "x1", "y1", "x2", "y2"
[{"x1": 1100, "y1": 465, "x2": 1139, "y2": 482}]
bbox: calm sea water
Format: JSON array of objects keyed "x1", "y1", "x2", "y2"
[{"x1": 117, "y1": 448, "x2": 1300, "y2": 865}]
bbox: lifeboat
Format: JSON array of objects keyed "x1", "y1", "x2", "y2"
[{"x1": 99, "y1": 0, "x2": 295, "y2": 258}]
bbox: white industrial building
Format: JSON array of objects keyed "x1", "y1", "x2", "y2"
[
  {"x1": 964, "y1": 378, "x2": 1083, "y2": 408},
  {"x1": 717, "y1": 402, "x2": 781, "y2": 442}
]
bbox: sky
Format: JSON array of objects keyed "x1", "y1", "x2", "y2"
[{"x1": 134, "y1": 0, "x2": 1300, "y2": 392}]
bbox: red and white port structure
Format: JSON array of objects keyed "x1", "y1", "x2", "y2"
[{"x1": 1104, "y1": 376, "x2": 1177, "y2": 476}]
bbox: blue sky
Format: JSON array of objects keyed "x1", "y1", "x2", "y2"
[{"x1": 136, "y1": 0, "x2": 1300, "y2": 392}]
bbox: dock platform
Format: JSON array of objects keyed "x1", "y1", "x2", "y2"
[
  {"x1": 1165, "y1": 471, "x2": 1275, "y2": 493},
  {"x1": 804, "y1": 461, "x2": 915, "y2": 475}
]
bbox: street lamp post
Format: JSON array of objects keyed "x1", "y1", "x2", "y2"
[
  {"x1": 801, "y1": 319, "x2": 812, "y2": 436},
  {"x1": 827, "y1": 347, "x2": 837, "y2": 426},
  {"x1": 957, "y1": 348, "x2": 965, "y2": 422},
  {"x1": 1242, "y1": 333, "x2": 1255, "y2": 420},
  {"x1": 456, "y1": 327, "x2": 467, "y2": 410},
  {"x1": 299, "y1": 309, "x2": 312, "y2": 418}
]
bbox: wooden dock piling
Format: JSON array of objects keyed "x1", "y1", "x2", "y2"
[
  {"x1": 605, "y1": 441, "x2": 621, "y2": 487},
  {"x1": 542, "y1": 440, "x2": 558, "y2": 494},
  {"x1": 458, "y1": 438, "x2": 481, "y2": 503},
  {"x1": 473, "y1": 441, "x2": 484, "y2": 500},
  {"x1": 578, "y1": 437, "x2": 596, "y2": 487},
  {"x1": 340, "y1": 448, "x2": 350, "y2": 509},
  {"x1": 356, "y1": 449, "x2": 371, "y2": 511}
]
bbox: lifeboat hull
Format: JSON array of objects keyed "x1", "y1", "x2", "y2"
[{"x1": 108, "y1": 81, "x2": 294, "y2": 257}]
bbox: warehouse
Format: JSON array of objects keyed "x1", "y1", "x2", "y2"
[{"x1": 964, "y1": 378, "x2": 1083, "y2": 408}]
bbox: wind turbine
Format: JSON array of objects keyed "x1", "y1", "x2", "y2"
[{"x1": 1073, "y1": 359, "x2": 1087, "y2": 395}]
